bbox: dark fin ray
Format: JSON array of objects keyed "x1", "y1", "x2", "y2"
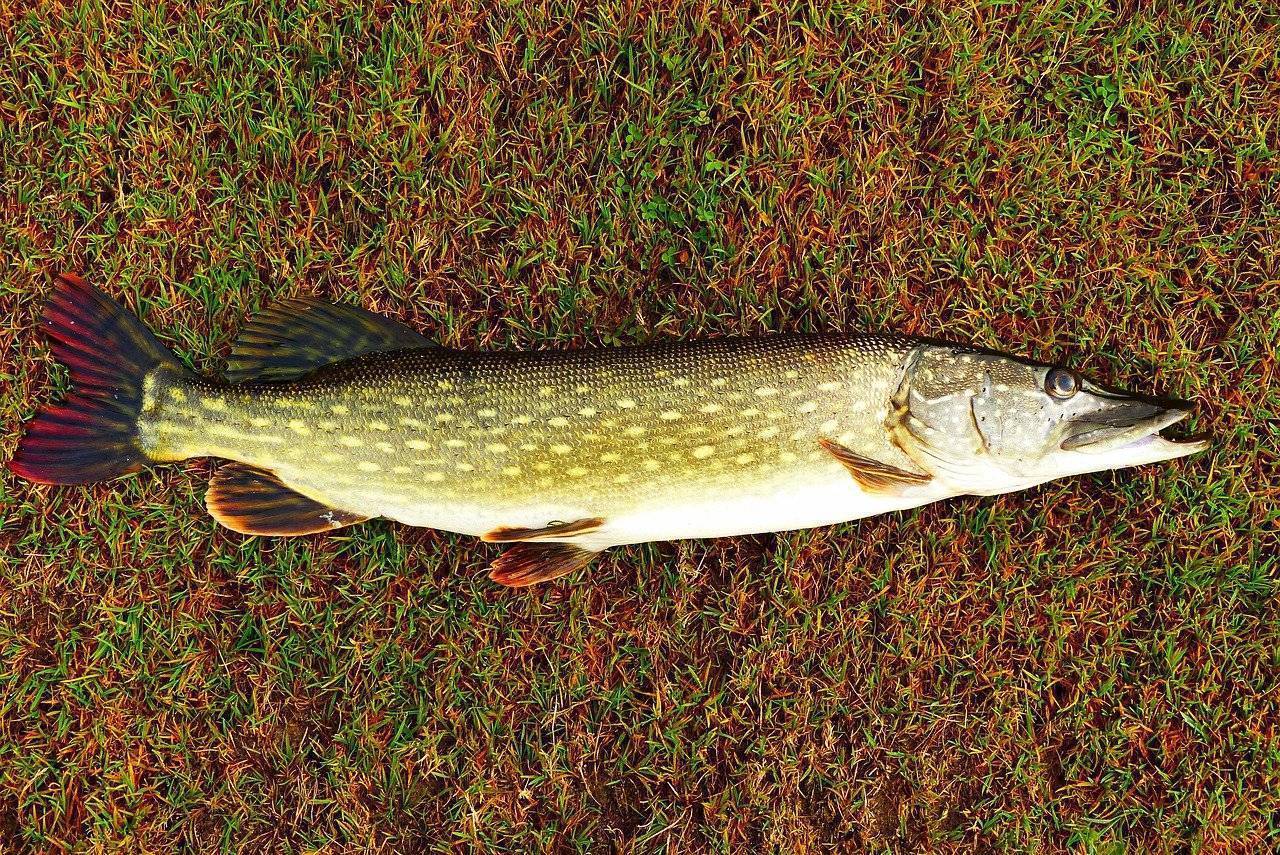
[
  {"x1": 10, "y1": 394, "x2": 149, "y2": 484},
  {"x1": 818, "y1": 437, "x2": 932, "y2": 493},
  {"x1": 206, "y1": 463, "x2": 369, "y2": 536},
  {"x1": 482, "y1": 516, "x2": 605, "y2": 543},
  {"x1": 9, "y1": 273, "x2": 189, "y2": 485},
  {"x1": 225, "y1": 298, "x2": 434, "y2": 383},
  {"x1": 488, "y1": 543, "x2": 599, "y2": 587}
]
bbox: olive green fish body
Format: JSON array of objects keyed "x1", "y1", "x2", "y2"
[{"x1": 140, "y1": 335, "x2": 938, "y2": 549}]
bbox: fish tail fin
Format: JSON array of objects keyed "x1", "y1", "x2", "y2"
[{"x1": 9, "y1": 272, "x2": 190, "y2": 485}]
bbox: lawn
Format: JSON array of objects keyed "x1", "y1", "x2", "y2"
[{"x1": 1, "y1": 0, "x2": 1278, "y2": 851}]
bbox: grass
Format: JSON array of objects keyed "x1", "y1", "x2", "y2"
[{"x1": 1, "y1": 0, "x2": 1278, "y2": 850}]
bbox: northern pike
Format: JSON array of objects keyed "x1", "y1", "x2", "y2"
[{"x1": 10, "y1": 274, "x2": 1208, "y2": 586}]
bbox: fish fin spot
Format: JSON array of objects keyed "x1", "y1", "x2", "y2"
[
  {"x1": 818, "y1": 437, "x2": 932, "y2": 493},
  {"x1": 488, "y1": 543, "x2": 599, "y2": 587},
  {"x1": 482, "y1": 516, "x2": 606, "y2": 543},
  {"x1": 206, "y1": 463, "x2": 370, "y2": 536},
  {"x1": 225, "y1": 297, "x2": 435, "y2": 383}
]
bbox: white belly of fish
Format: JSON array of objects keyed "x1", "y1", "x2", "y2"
[
  {"x1": 586, "y1": 468, "x2": 955, "y2": 549},
  {"x1": 283, "y1": 460, "x2": 957, "y2": 551}
]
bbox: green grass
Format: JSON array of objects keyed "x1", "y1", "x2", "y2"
[{"x1": 1, "y1": 0, "x2": 1278, "y2": 850}]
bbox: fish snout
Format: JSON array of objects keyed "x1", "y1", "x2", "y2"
[{"x1": 1060, "y1": 391, "x2": 1206, "y2": 456}]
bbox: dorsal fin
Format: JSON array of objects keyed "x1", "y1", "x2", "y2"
[
  {"x1": 225, "y1": 298, "x2": 434, "y2": 383},
  {"x1": 206, "y1": 463, "x2": 370, "y2": 535}
]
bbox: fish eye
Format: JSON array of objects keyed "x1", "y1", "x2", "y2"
[{"x1": 1044, "y1": 368, "x2": 1080, "y2": 399}]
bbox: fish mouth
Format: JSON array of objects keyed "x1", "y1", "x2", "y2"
[{"x1": 1060, "y1": 393, "x2": 1210, "y2": 458}]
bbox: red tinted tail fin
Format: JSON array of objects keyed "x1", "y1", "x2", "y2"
[{"x1": 9, "y1": 273, "x2": 186, "y2": 485}]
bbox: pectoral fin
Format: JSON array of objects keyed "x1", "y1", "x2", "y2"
[
  {"x1": 207, "y1": 463, "x2": 370, "y2": 535},
  {"x1": 818, "y1": 437, "x2": 932, "y2": 493},
  {"x1": 482, "y1": 517, "x2": 605, "y2": 543},
  {"x1": 488, "y1": 543, "x2": 599, "y2": 587}
]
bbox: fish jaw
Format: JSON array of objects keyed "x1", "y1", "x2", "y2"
[
  {"x1": 976, "y1": 416, "x2": 1209, "y2": 494},
  {"x1": 1050, "y1": 402, "x2": 1210, "y2": 474}
]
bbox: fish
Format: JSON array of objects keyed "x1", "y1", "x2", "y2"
[{"x1": 9, "y1": 273, "x2": 1208, "y2": 586}]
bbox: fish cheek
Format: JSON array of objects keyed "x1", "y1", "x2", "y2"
[
  {"x1": 969, "y1": 393, "x2": 1005, "y2": 455},
  {"x1": 971, "y1": 390, "x2": 1067, "y2": 475},
  {"x1": 889, "y1": 348, "x2": 1000, "y2": 482},
  {"x1": 902, "y1": 385, "x2": 989, "y2": 460}
]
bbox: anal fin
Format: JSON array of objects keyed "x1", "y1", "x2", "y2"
[
  {"x1": 818, "y1": 437, "x2": 932, "y2": 493},
  {"x1": 482, "y1": 516, "x2": 605, "y2": 543},
  {"x1": 207, "y1": 463, "x2": 370, "y2": 536},
  {"x1": 488, "y1": 543, "x2": 599, "y2": 587}
]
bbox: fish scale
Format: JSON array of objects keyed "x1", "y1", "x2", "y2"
[{"x1": 11, "y1": 274, "x2": 1208, "y2": 587}]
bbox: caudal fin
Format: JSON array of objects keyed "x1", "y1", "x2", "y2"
[{"x1": 9, "y1": 273, "x2": 186, "y2": 485}]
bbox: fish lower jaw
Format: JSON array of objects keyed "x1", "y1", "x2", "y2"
[{"x1": 1100, "y1": 432, "x2": 1209, "y2": 463}]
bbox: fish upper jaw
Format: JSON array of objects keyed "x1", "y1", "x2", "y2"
[{"x1": 1061, "y1": 392, "x2": 1188, "y2": 450}]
